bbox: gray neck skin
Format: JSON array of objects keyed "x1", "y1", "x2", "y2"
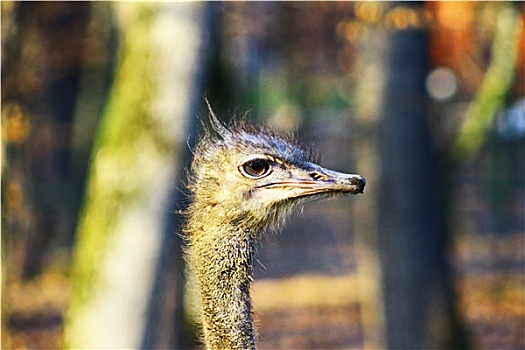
[{"x1": 190, "y1": 224, "x2": 258, "y2": 350}]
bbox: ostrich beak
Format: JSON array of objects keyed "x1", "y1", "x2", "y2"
[
  {"x1": 306, "y1": 166, "x2": 366, "y2": 195},
  {"x1": 257, "y1": 163, "x2": 365, "y2": 200}
]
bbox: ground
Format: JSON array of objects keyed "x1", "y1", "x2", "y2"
[{"x1": 3, "y1": 233, "x2": 524, "y2": 349}]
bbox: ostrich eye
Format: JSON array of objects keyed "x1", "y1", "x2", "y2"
[{"x1": 240, "y1": 158, "x2": 272, "y2": 179}]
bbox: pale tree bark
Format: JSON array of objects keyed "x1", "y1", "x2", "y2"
[
  {"x1": 352, "y1": 19, "x2": 388, "y2": 350},
  {"x1": 64, "y1": 3, "x2": 205, "y2": 348}
]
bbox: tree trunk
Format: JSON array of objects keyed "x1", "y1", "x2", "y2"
[
  {"x1": 376, "y1": 3, "x2": 468, "y2": 349},
  {"x1": 354, "y1": 2, "x2": 469, "y2": 349},
  {"x1": 64, "y1": 3, "x2": 205, "y2": 348}
]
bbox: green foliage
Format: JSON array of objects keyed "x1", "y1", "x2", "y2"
[{"x1": 453, "y1": 5, "x2": 522, "y2": 158}]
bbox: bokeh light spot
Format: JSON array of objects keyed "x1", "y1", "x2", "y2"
[{"x1": 426, "y1": 67, "x2": 459, "y2": 102}]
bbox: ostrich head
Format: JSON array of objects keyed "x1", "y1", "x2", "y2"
[{"x1": 186, "y1": 109, "x2": 365, "y2": 238}]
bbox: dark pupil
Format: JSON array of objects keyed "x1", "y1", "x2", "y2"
[{"x1": 244, "y1": 159, "x2": 269, "y2": 177}]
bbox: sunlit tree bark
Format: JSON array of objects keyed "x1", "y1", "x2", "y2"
[{"x1": 64, "y1": 3, "x2": 204, "y2": 348}]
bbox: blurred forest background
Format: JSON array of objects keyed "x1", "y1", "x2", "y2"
[{"x1": 2, "y1": 2, "x2": 524, "y2": 349}]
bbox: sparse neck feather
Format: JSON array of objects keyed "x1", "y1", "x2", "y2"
[{"x1": 188, "y1": 216, "x2": 259, "y2": 350}]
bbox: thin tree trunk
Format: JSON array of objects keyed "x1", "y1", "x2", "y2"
[{"x1": 352, "y1": 18, "x2": 388, "y2": 349}]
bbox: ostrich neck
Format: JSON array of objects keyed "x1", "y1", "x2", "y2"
[{"x1": 190, "y1": 221, "x2": 258, "y2": 350}]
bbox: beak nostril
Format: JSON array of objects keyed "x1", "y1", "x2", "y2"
[{"x1": 310, "y1": 172, "x2": 326, "y2": 181}]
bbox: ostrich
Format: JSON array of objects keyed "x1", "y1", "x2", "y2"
[{"x1": 184, "y1": 105, "x2": 365, "y2": 350}]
